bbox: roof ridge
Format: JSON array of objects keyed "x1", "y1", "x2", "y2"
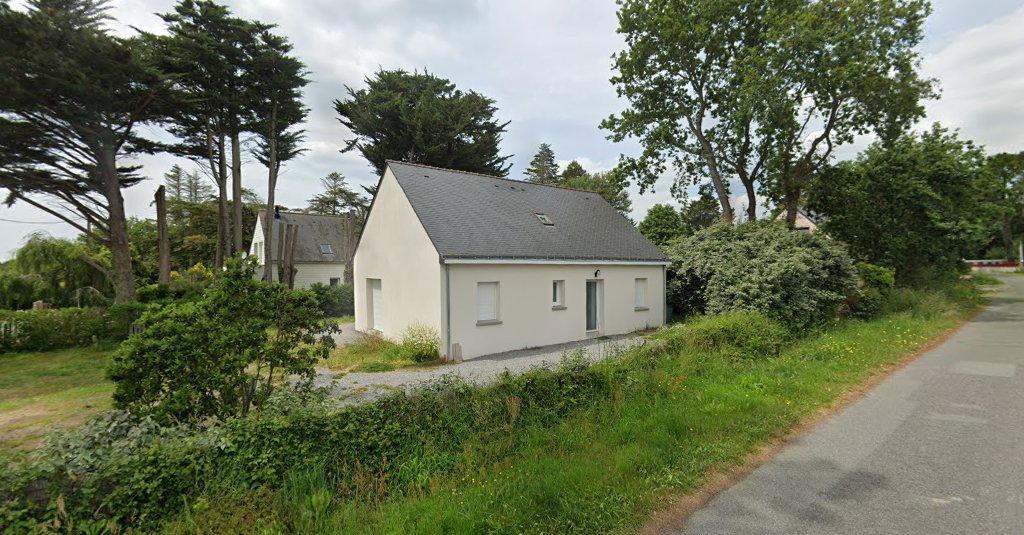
[
  {"x1": 385, "y1": 160, "x2": 606, "y2": 196},
  {"x1": 257, "y1": 209, "x2": 352, "y2": 219}
]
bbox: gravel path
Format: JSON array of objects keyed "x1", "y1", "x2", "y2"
[{"x1": 315, "y1": 332, "x2": 647, "y2": 405}]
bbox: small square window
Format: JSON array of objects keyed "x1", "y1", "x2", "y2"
[
  {"x1": 319, "y1": 244, "x2": 334, "y2": 255},
  {"x1": 552, "y1": 280, "x2": 565, "y2": 308},
  {"x1": 329, "y1": 277, "x2": 341, "y2": 286},
  {"x1": 535, "y1": 213, "x2": 554, "y2": 226}
]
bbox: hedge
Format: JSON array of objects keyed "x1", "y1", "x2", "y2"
[{"x1": 0, "y1": 303, "x2": 147, "y2": 352}]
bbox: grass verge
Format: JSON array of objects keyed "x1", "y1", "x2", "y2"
[
  {"x1": 159, "y1": 282, "x2": 982, "y2": 534},
  {"x1": 0, "y1": 347, "x2": 113, "y2": 455},
  {"x1": 323, "y1": 333, "x2": 418, "y2": 373}
]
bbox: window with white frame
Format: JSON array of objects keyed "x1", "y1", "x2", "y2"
[
  {"x1": 634, "y1": 278, "x2": 648, "y2": 309},
  {"x1": 552, "y1": 280, "x2": 565, "y2": 308},
  {"x1": 254, "y1": 241, "x2": 263, "y2": 262},
  {"x1": 477, "y1": 282, "x2": 500, "y2": 323}
]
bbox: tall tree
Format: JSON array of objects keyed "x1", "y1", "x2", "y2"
[
  {"x1": 638, "y1": 204, "x2": 685, "y2": 248},
  {"x1": 808, "y1": 125, "x2": 997, "y2": 283},
  {"x1": 306, "y1": 172, "x2": 369, "y2": 220},
  {"x1": 248, "y1": 29, "x2": 308, "y2": 283},
  {"x1": 985, "y1": 152, "x2": 1024, "y2": 259},
  {"x1": 603, "y1": 0, "x2": 935, "y2": 225},
  {"x1": 561, "y1": 160, "x2": 587, "y2": 181},
  {"x1": 524, "y1": 143, "x2": 559, "y2": 184},
  {"x1": 0, "y1": 0, "x2": 171, "y2": 302},
  {"x1": 335, "y1": 69, "x2": 512, "y2": 177},
  {"x1": 154, "y1": 0, "x2": 266, "y2": 267}
]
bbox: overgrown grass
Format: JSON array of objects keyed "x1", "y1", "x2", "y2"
[
  {"x1": 0, "y1": 347, "x2": 113, "y2": 455},
  {"x1": 970, "y1": 273, "x2": 1004, "y2": 286},
  {"x1": 162, "y1": 282, "x2": 981, "y2": 534},
  {"x1": 323, "y1": 334, "x2": 417, "y2": 373}
]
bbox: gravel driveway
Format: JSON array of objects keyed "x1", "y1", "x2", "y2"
[{"x1": 315, "y1": 331, "x2": 647, "y2": 405}]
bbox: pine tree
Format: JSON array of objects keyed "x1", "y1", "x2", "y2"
[
  {"x1": 525, "y1": 143, "x2": 558, "y2": 184},
  {"x1": 561, "y1": 160, "x2": 587, "y2": 181}
]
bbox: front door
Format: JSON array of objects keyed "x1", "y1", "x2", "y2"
[
  {"x1": 369, "y1": 279, "x2": 382, "y2": 331},
  {"x1": 586, "y1": 280, "x2": 600, "y2": 332}
]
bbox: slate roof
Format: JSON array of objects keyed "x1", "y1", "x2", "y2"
[
  {"x1": 386, "y1": 161, "x2": 668, "y2": 263},
  {"x1": 257, "y1": 210, "x2": 351, "y2": 264}
]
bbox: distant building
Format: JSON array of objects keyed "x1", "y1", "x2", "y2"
[
  {"x1": 249, "y1": 209, "x2": 354, "y2": 288},
  {"x1": 775, "y1": 207, "x2": 821, "y2": 234}
]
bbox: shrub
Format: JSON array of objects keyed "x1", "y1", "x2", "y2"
[
  {"x1": 400, "y1": 324, "x2": 440, "y2": 363},
  {"x1": 653, "y1": 311, "x2": 789, "y2": 359},
  {"x1": 0, "y1": 303, "x2": 148, "y2": 352},
  {"x1": 309, "y1": 283, "x2": 354, "y2": 317},
  {"x1": 107, "y1": 258, "x2": 337, "y2": 423},
  {"x1": 665, "y1": 221, "x2": 858, "y2": 329},
  {"x1": 850, "y1": 263, "x2": 896, "y2": 319}
]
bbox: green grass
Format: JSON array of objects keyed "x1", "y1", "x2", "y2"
[
  {"x1": 0, "y1": 347, "x2": 114, "y2": 454},
  {"x1": 970, "y1": 273, "x2": 1004, "y2": 285},
  {"x1": 323, "y1": 333, "x2": 417, "y2": 373},
  {"x1": 166, "y1": 284, "x2": 981, "y2": 534},
  {"x1": 329, "y1": 315, "x2": 355, "y2": 325}
]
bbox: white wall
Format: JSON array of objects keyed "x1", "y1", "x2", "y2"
[
  {"x1": 353, "y1": 169, "x2": 443, "y2": 340},
  {"x1": 447, "y1": 263, "x2": 665, "y2": 359}
]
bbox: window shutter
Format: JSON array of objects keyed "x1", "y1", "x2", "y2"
[
  {"x1": 635, "y1": 278, "x2": 647, "y2": 307},
  {"x1": 477, "y1": 282, "x2": 498, "y2": 321}
]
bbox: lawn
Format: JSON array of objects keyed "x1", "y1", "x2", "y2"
[{"x1": 0, "y1": 347, "x2": 114, "y2": 455}]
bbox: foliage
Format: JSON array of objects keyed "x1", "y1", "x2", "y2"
[
  {"x1": 979, "y1": 152, "x2": 1024, "y2": 259},
  {"x1": 809, "y1": 125, "x2": 998, "y2": 284},
  {"x1": 653, "y1": 311, "x2": 789, "y2": 360},
  {"x1": 306, "y1": 172, "x2": 369, "y2": 220},
  {"x1": 324, "y1": 333, "x2": 414, "y2": 373},
  {"x1": 400, "y1": 324, "x2": 441, "y2": 363},
  {"x1": 334, "y1": 68, "x2": 512, "y2": 176},
  {"x1": 164, "y1": 164, "x2": 214, "y2": 203},
  {"x1": 0, "y1": 304, "x2": 145, "y2": 352},
  {"x1": 0, "y1": 0, "x2": 174, "y2": 303},
  {"x1": 638, "y1": 204, "x2": 685, "y2": 248},
  {"x1": 0, "y1": 280, "x2": 982, "y2": 532},
  {"x1": 107, "y1": 258, "x2": 336, "y2": 423},
  {"x1": 560, "y1": 166, "x2": 633, "y2": 216},
  {"x1": 524, "y1": 143, "x2": 559, "y2": 184},
  {"x1": 309, "y1": 282, "x2": 354, "y2": 317},
  {"x1": 850, "y1": 263, "x2": 896, "y2": 319},
  {"x1": 666, "y1": 221, "x2": 858, "y2": 329},
  {"x1": 603, "y1": 0, "x2": 934, "y2": 223},
  {"x1": 680, "y1": 183, "x2": 722, "y2": 230},
  {"x1": 0, "y1": 232, "x2": 110, "y2": 309}
]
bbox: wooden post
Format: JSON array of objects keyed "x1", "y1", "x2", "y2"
[
  {"x1": 276, "y1": 220, "x2": 286, "y2": 283},
  {"x1": 156, "y1": 185, "x2": 171, "y2": 284},
  {"x1": 285, "y1": 223, "x2": 299, "y2": 289}
]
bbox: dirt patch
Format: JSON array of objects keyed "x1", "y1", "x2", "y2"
[{"x1": 638, "y1": 305, "x2": 985, "y2": 535}]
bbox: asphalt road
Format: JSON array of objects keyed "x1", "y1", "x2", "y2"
[{"x1": 676, "y1": 275, "x2": 1024, "y2": 535}]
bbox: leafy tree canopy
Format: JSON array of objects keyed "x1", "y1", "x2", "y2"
[
  {"x1": 335, "y1": 69, "x2": 512, "y2": 176},
  {"x1": 638, "y1": 204, "x2": 685, "y2": 248},
  {"x1": 808, "y1": 125, "x2": 999, "y2": 283},
  {"x1": 603, "y1": 0, "x2": 935, "y2": 224}
]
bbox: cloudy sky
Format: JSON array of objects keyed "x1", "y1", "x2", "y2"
[{"x1": 2, "y1": 0, "x2": 1024, "y2": 259}]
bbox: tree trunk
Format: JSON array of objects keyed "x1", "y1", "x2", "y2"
[
  {"x1": 688, "y1": 119, "x2": 734, "y2": 223},
  {"x1": 156, "y1": 185, "x2": 171, "y2": 284},
  {"x1": 98, "y1": 146, "x2": 137, "y2": 303},
  {"x1": 231, "y1": 131, "x2": 243, "y2": 255},
  {"x1": 740, "y1": 175, "x2": 757, "y2": 222},
  {"x1": 263, "y1": 104, "x2": 279, "y2": 283},
  {"x1": 217, "y1": 132, "x2": 231, "y2": 268},
  {"x1": 342, "y1": 212, "x2": 356, "y2": 285}
]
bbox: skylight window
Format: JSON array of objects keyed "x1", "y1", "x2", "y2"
[
  {"x1": 535, "y1": 213, "x2": 554, "y2": 226},
  {"x1": 319, "y1": 244, "x2": 334, "y2": 254}
]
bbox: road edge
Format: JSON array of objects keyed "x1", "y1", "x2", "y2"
[{"x1": 637, "y1": 295, "x2": 991, "y2": 535}]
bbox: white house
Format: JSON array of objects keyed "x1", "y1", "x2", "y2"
[
  {"x1": 249, "y1": 209, "x2": 351, "y2": 288},
  {"x1": 354, "y1": 161, "x2": 669, "y2": 360}
]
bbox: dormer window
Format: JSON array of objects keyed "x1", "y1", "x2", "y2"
[
  {"x1": 535, "y1": 213, "x2": 554, "y2": 226},
  {"x1": 319, "y1": 244, "x2": 334, "y2": 255}
]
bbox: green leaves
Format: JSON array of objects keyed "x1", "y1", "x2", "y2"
[
  {"x1": 108, "y1": 257, "x2": 337, "y2": 423},
  {"x1": 809, "y1": 125, "x2": 997, "y2": 283},
  {"x1": 334, "y1": 69, "x2": 512, "y2": 177}
]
